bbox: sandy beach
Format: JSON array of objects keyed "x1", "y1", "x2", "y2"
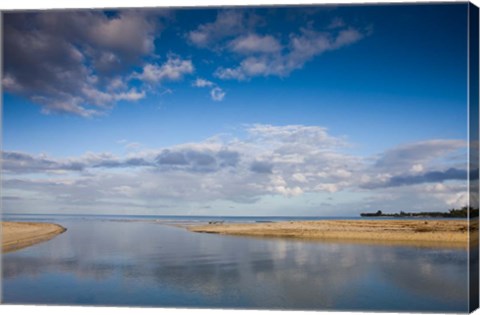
[
  {"x1": 188, "y1": 220, "x2": 475, "y2": 248},
  {"x1": 2, "y1": 222, "x2": 67, "y2": 253}
]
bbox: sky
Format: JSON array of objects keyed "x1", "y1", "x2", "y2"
[{"x1": 1, "y1": 3, "x2": 473, "y2": 216}]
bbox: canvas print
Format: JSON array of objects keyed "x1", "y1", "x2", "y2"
[{"x1": 1, "y1": 2, "x2": 479, "y2": 313}]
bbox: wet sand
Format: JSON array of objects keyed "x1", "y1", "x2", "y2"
[
  {"x1": 2, "y1": 222, "x2": 67, "y2": 253},
  {"x1": 188, "y1": 220, "x2": 474, "y2": 248}
]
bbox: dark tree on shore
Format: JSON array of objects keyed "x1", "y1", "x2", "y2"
[{"x1": 361, "y1": 206, "x2": 479, "y2": 218}]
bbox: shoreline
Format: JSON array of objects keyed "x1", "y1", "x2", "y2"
[
  {"x1": 188, "y1": 219, "x2": 475, "y2": 248},
  {"x1": 1, "y1": 221, "x2": 67, "y2": 253}
]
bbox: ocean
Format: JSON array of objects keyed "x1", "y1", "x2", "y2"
[{"x1": 1, "y1": 214, "x2": 470, "y2": 312}]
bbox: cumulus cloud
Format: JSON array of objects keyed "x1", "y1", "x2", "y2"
[
  {"x1": 154, "y1": 148, "x2": 239, "y2": 172},
  {"x1": 187, "y1": 10, "x2": 252, "y2": 48},
  {"x1": 4, "y1": 9, "x2": 367, "y2": 115},
  {"x1": 192, "y1": 78, "x2": 226, "y2": 101},
  {"x1": 247, "y1": 124, "x2": 346, "y2": 149},
  {"x1": 192, "y1": 78, "x2": 215, "y2": 87},
  {"x1": 2, "y1": 125, "x2": 357, "y2": 206},
  {"x1": 188, "y1": 10, "x2": 366, "y2": 81},
  {"x1": 134, "y1": 56, "x2": 194, "y2": 84},
  {"x1": 362, "y1": 168, "x2": 470, "y2": 189},
  {"x1": 216, "y1": 27, "x2": 365, "y2": 80},
  {"x1": 328, "y1": 18, "x2": 346, "y2": 29},
  {"x1": 2, "y1": 125, "x2": 470, "y2": 214},
  {"x1": 210, "y1": 87, "x2": 226, "y2": 101},
  {"x1": 374, "y1": 139, "x2": 467, "y2": 172},
  {"x1": 228, "y1": 34, "x2": 282, "y2": 54},
  {"x1": 3, "y1": 10, "x2": 195, "y2": 117},
  {"x1": 2, "y1": 151, "x2": 157, "y2": 174},
  {"x1": 2, "y1": 151, "x2": 85, "y2": 173},
  {"x1": 2, "y1": 11, "x2": 164, "y2": 117}
]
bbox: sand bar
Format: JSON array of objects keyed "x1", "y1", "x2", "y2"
[
  {"x1": 2, "y1": 221, "x2": 67, "y2": 253},
  {"x1": 188, "y1": 220, "x2": 476, "y2": 248}
]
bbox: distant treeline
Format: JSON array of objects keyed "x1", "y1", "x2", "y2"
[{"x1": 361, "y1": 206, "x2": 479, "y2": 218}]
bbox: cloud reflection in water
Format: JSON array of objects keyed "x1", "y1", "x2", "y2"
[{"x1": 2, "y1": 219, "x2": 468, "y2": 312}]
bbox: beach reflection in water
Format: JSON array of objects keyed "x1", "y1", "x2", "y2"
[{"x1": 2, "y1": 219, "x2": 469, "y2": 312}]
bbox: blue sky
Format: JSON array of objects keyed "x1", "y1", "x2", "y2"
[{"x1": 1, "y1": 3, "x2": 471, "y2": 215}]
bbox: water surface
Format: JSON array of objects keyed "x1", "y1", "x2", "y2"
[{"x1": 2, "y1": 215, "x2": 469, "y2": 312}]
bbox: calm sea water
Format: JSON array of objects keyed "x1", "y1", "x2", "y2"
[{"x1": 1, "y1": 214, "x2": 470, "y2": 312}]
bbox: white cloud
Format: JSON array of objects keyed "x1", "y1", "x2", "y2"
[
  {"x1": 374, "y1": 139, "x2": 467, "y2": 172},
  {"x1": 292, "y1": 173, "x2": 308, "y2": 183},
  {"x1": 187, "y1": 10, "x2": 249, "y2": 48},
  {"x1": 246, "y1": 124, "x2": 347, "y2": 148},
  {"x1": 411, "y1": 164, "x2": 424, "y2": 173},
  {"x1": 334, "y1": 169, "x2": 352, "y2": 179},
  {"x1": 372, "y1": 181, "x2": 469, "y2": 211},
  {"x1": 210, "y1": 87, "x2": 226, "y2": 101},
  {"x1": 2, "y1": 74, "x2": 23, "y2": 92},
  {"x1": 35, "y1": 97, "x2": 98, "y2": 118},
  {"x1": 270, "y1": 185, "x2": 304, "y2": 197},
  {"x1": 2, "y1": 125, "x2": 469, "y2": 214},
  {"x1": 192, "y1": 77, "x2": 226, "y2": 102},
  {"x1": 188, "y1": 11, "x2": 366, "y2": 81},
  {"x1": 216, "y1": 27, "x2": 365, "y2": 80},
  {"x1": 314, "y1": 183, "x2": 339, "y2": 193},
  {"x1": 192, "y1": 78, "x2": 214, "y2": 87},
  {"x1": 332, "y1": 28, "x2": 364, "y2": 49},
  {"x1": 3, "y1": 11, "x2": 160, "y2": 117},
  {"x1": 115, "y1": 88, "x2": 146, "y2": 101},
  {"x1": 81, "y1": 86, "x2": 146, "y2": 107},
  {"x1": 228, "y1": 34, "x2": 282, "y2": 54},
  {"x1": 424, "y1": 183, "x2": 448, "y2": 193},
  {"x1": 215, "y1": 67, "x2": 247, "y2": 81},
  {"x1": 135, "y1": 56, "x2": 194, "y2": 83},
  {"x1": 107, "y1": 77, "x2": 128, "y2": 91},
  {"x1": 2, "y1": 125, "x2": 356, "y2": 207},
  {"x1": 328, "y1": 18, "x2": 346, "y2": 29},
  {"x1": 86, "y1": 11, "x2": 156, "y2": 60}
]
